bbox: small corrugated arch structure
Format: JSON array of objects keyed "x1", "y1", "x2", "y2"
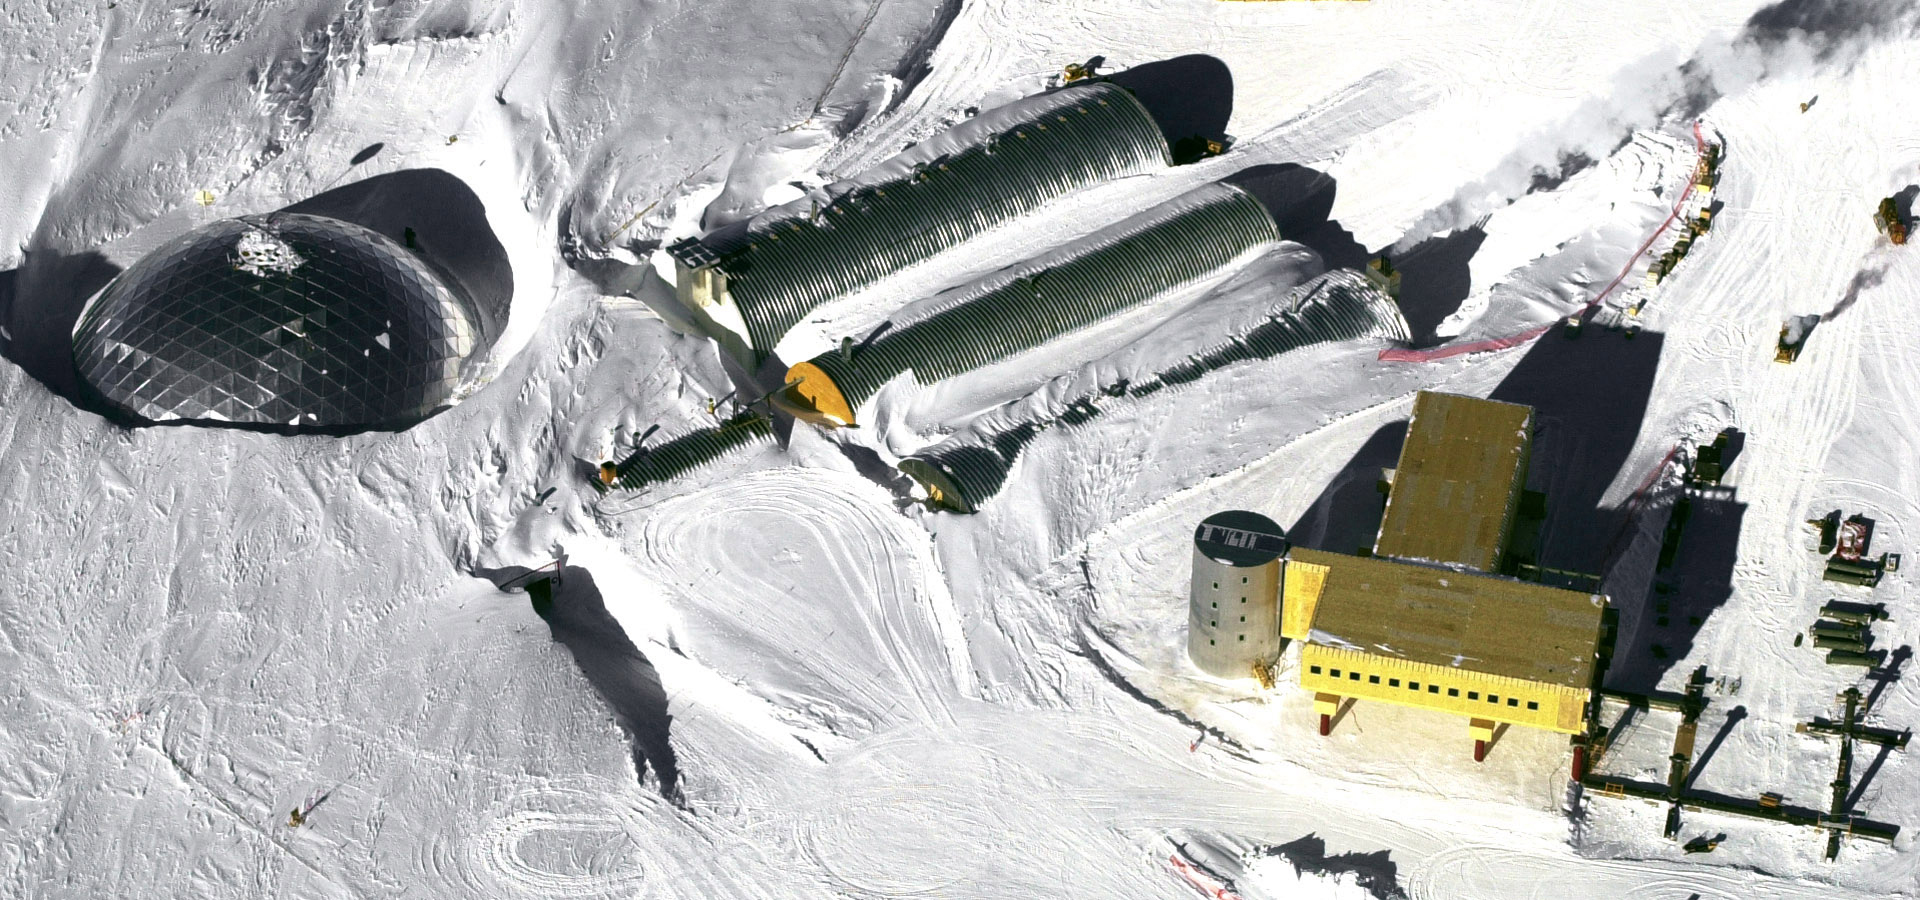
[
  {"x1": 596, "y1": 411, "x2": 777, "y2": 493},
  {"x1": 670, "y1": 81, "x2": 1172, "y2": 364},
  {"x1": 777, "y1": 182, "x2": 1279, "y2": 428},
  {"x1": 898, "y1": 269, "x2": 1412, "y2": 513},
  {"x1": 1126, "y1": 268, "x2": 1411, "y2": 397}
]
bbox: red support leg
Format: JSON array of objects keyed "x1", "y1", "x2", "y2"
[
  {"x1": 1319, "y1": 714, "x2": 1331, "y2": 736},
  {"x1": 1571, "y1": 745, "x2": 1587, "y2": 780},
  {"x1": 1474, "y1": 739, "x2": 1487, "y2": 762}
]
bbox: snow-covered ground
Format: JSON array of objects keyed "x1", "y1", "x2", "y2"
[{"x1": 5, "y1": 0, "x2": 1920, "y2": 897}]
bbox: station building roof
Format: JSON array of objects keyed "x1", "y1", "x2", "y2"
[
  {"x1": 1287, "y1": 547, "x2": 1606, "y2": 690},
  {"x1": 1373, "y1": 391, "x2": 1533, "y2": 571}
]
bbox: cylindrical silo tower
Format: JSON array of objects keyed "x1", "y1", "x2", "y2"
[{"x1": 1188, "y1": 510, "x2": 1289, "y2": 678}]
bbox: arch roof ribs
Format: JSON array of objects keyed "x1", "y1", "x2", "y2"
[
  {"x1": 696, "y1": 81, "x2": 1172, "y2": 356},
  {"x1": 600, "y1": 411, "x2": 777, "y2": 492},
  {"x1": 1128, "y1": 268, "x2": 1410, "y2": 398},
  {"x1": 900, "y1": 268, "x2": 1410, "y2": 512},
  {"x1": 793, "y1": 182, "x2": 1280, "y2": 421}
]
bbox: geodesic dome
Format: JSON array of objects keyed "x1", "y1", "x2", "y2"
[{"x1": 72, "y1": 212, "x2": 481, "y2": 429}]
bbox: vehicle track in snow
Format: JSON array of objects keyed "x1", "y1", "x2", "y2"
[
  {"x1": 793, "y1": 739, "x2": 1028, "y2": 897},
  {"x1": 1408, "y1": 840, "x2": 1749, "y2": 900},
  {"x1": 462, "y1": 779, "x2": 657, "y2": 898},
  {"x1": 629, "y1": 468, "x2": 973, "y2": 738},
  {"x1": 1657, "y1": 105, "x2": 1870, "y2": 711}
]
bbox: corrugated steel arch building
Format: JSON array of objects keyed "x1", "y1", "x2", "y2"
[
  {"x1": 597, "y1": 411, "x2": 777, "y2": 493},
  {"x1": 779, "y1": 183, "x2": 1279, "y2": 427},
  {"x1": 678, "y1": 82, "x2": 1171, "y2": 361},
  {"x1": 898, "y1": 269, "x2": 1412, "y2": 513},
  {"x1": 1127, "y1": 268, "x2": 1411, "y2": 397},
  {"x1": 898, "y1": 423, "x2": 1040, "y2": 514}
]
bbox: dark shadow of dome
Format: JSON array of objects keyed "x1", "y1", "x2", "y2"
[
  {"x1": 1, "y1": 250, "x2": 123, "y2": 399},
  {"x1": 281, "y1": 168, "x2": 512, "y2": 348},
  {"x1": 1107, "y1": 54, "x2": 1234, "y2": 148}
]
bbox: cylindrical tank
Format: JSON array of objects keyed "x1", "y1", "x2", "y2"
[{"x1": 1188, "y1": 510, "x2": 1289, "y2": 678}]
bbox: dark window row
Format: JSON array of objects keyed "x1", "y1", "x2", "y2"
[{"x1": 1307, "y1": 664, "x2": 1541, "y2": 711}]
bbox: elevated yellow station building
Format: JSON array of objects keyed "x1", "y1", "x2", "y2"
[{"x1": 1282, "y1": 391, "x2": 1609, "y2": 759}]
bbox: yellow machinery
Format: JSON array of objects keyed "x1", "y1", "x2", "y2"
[
  {"x1": 1776, "y1": 326, "x2": 1799, "y2": 364},
  {"x1": 1364, "y1": 255, "x2": 1401, "y2": 299},
  {"x1": 1694, "y1": 143, "x2": 1720, "y2": 190},
  {"x1": 1776, "y1": 315, "x2": 1819, "y2": 364},
  {"x1": 1645, "y1": 147, "x2": 1721, "y2": 289},
  {"x1": 1875, "y1": 197, "x2": 1908, "y2": 245}
]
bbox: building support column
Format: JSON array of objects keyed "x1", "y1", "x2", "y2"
[
  {"x1": 1470, "y1": 718, "x2": 1497, "y2": 762},
  {"x1": 1314, "y1": 692, "x2": 1341, "y2": 736}
]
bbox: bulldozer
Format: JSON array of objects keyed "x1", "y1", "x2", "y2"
[
  {"x1": 1776, "y1": 314, "x2": 1819, "y2": 364},
  {"x1": 1874, "y1": 196, "x2": 1908, "y2": 246}
]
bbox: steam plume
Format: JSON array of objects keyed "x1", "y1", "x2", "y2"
[{"x1": 1393, "y1": 0, "x2": 1920, "y2": 253}]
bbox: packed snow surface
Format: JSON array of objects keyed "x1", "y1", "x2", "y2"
[{"x1": 5, "y1": 0, "x2": 1920, "y2": 898}]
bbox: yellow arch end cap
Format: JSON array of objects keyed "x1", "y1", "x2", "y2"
[
  {"x1": 899, "y1": 458, "x2": 972, "y2": 513},
  {"x1": 776, "y1": 361, "x2": 856, "y2": 428}
]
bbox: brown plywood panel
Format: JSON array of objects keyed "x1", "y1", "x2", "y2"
[
  {"x1": 1374, "y1": 391, "x2": 1533, "y2": 571},
  {"x1": 1293, "y1": 547, "x2": 1606, "y2": 690}
]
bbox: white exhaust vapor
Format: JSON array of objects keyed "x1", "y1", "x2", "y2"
[{"x1": 1393, "y1": 0, "x2": 1920, "y2": 253}]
